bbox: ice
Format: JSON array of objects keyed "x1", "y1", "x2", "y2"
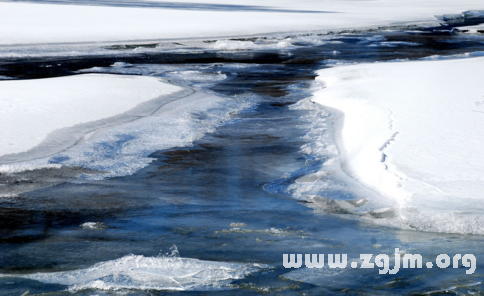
[
  {"x1": 0, "y1": 35, "x2": 336, "y2": 60},
  {"x1": 261, "y1": 106, "x2": 394, "y2": 219},
  {"x1": 0, "y1": 70, "x2": 254, "y2": 180},
  {"x1": 281, "y1": 266, "x2": 346, "y2": 285},
  {"x1": 321, "y1": 59, "x2": 358, "y2": 67},
  {"x1": 210, "y1": 40, "x2": 292, "y2": 51},
  {"x1": 80, "y1": 222, "x2": 107, "y2": 230},
  {"x1": 369, "y1": 41, "x2": 420, "y2": 47},
  {"x1": 0, "y1": 74, "x2": 181, "y2": 159},
  {"x1": 0, "y1": 253, "x2": 264, "y2": 291},
  {"x1": 420, "y1": 51, "x2": 484, "y2": 61},
  {"x1": 110, "y1": 62, "x2": 132, "y2": 68},
  {"x1": 229, "y1": 222, "x2": 247, "y2": 228},
  {"x1": 0, "y1": 89, "x2": 254, "y2": 180},
  {"x1": 464, "y1": 10, "x2": 484, "y2": 19},
  {"x1": 435, "y1": 10, "x2": 484, "y2": 27},
  {"x1": 0, "y1": 0, "x2": 482, "y2": 45},
  {"x1": 357, "y1": 35, "x2": 386, "y2": 44},
  {"x1": 263, "y1": 97, "x2": 394, "y2": 213},
  {"x1": 311, "y1": 56, "x2": 484, "y2": 234},
  {"x1": 79, "y1": 64, "x2": 229, "y2": 86},
  {"x1": 216, "y1": 226, "x2": 306, "y2": 237}
]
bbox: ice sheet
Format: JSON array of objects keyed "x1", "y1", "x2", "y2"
[
  {"x1": 0, "y1": 74, "x2": 181, "y2": 159},
  {"x1": 0, "y1": 86, "x2": 253, "y2": 180},
  {"x1": 0, "y1": 253, "x2": 264, "y2": 291},
  {"x1": 312, "y1": 56, "x2": 484, "y2": 234},
  {"x1": 0, "y1": 0, "x2": 482, "y2": 45}
]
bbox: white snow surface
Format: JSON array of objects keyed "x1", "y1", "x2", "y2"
[
  {"x1": 0, "y1": 0, "x2": 482, "y2": 45},
  {"x1": 312, "y1": 57, "x2": 484, "y2": 234},
  {"x1": 0, "y1": 74, "x2": 181, "y2": 158}
]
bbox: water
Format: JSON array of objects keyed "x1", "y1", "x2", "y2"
[{"x1": 2, "y1": 27, "x2": 484, "y2": 295}]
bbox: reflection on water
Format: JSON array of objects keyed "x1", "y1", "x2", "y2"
[{"x1": 1, "y1": 27, "x2": 484, "y2": 294}]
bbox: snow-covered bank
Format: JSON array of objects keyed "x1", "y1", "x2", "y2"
[
  {"x1": 0, "y1": 0, "x2": 482, "y2": 45},
  {"x1": 0, "y1": 69, "x2": 253, "y2": 182},
  {"x1": 0, "y1": 74, "x2": 182, "y2": 160},
  {"x1": 312, "y1": 57, "x2": 484, "y2": 234}
]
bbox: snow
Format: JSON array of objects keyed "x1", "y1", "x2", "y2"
[
  {"x1": 312, "y1": 57, "x2": 484, "y2": 234},
  {"x1": 0, "y1": 70, "x2": 251, "y2": 180},
  {"x1": 0, "y1": 0, "x2": 483, "y2": 45},
  {"x1": 0, "y1": 74, "x2": 181, "y2": 160}
]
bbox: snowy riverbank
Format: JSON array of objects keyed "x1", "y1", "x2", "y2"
[
  {"x1": 0, "y1": 0, "x2": 482, "y2": 45},
  {"x1": 312, "y1": 56, "x2": 484, "y2": 234},
  {"x1": 0, "y1": 71, "x2": 248, "y2": 181},
  {"x1": 0, "y1": 74, "x2": 181, "y2": 159}
]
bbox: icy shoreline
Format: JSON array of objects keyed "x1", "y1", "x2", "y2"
[
  {"x1": 0, "y1": 72, "x2": 251, "y2": 183},
  {"x1": 312, "y1": 56, "x2": 484, "y2": 234},
  {"x1": 0, "y1": 74, "x2": 184, "y2": 163},
  {"x1": 0, "y1": 0, "x2": 482, "y2": 45}
]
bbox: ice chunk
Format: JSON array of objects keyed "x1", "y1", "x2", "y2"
[
  {"x1": 435, "y1": 10, "x2": 484, "y2": 27},
  {"x1": 0, "y1": 254, "x2": 264, "y2": 291},
  {"x1": 80, "y1": 222, "x2": 107, "y2": 230}
]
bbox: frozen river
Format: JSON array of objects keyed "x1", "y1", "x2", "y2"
[{"x1": 1, "y1": 27, "x2": 484, "y2": 294}]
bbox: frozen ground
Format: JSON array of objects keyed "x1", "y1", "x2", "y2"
[
  {"x1": 0, "y1": 0, "x2": 482, "y2": 45},
  {"x1": 312, "y1": 56, "x2": 484, "y2": 234},
  {"x1": 0, "y1": 74, "x2": 181, "y2": 160}
]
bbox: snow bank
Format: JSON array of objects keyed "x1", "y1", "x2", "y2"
[
  {"x1": 435, "y1": 10, "x2": 484, "y2": 27},
  {"x1": 0, "y1": 67, "x2": 254, "y2": 180},
  {"x1": 0, "y1": 254, "x2": 264, "y2": 291},
  {"x1": 0, "y1": 0, "x2": 482, "y2": 45},
  {"x1": 0, "y1": 74, "x2": 181, "y2": 160},
  {"x1": 312, "y1": 57, "x2": 484, "y2": 234},
  {"x1": 262, "y1": 95, "x2": 395, "y2": 214}
]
